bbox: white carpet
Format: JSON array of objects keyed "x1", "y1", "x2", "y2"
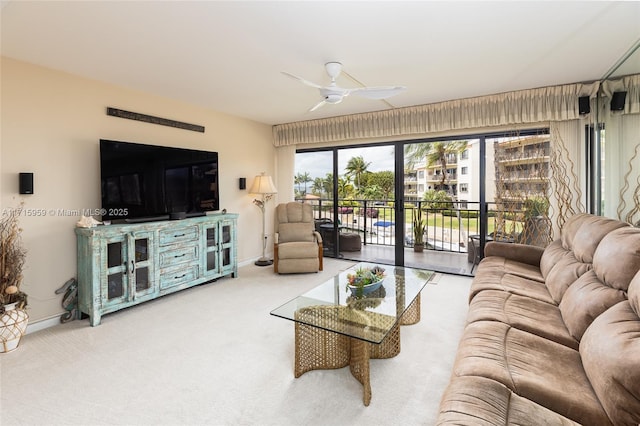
[{"x1": 0, "y1": 258, "x2": 471, "y2": 426}]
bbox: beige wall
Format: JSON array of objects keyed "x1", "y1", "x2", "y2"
[{"x1": 1, "y1": 57, "x2": 275, "y2": 324}]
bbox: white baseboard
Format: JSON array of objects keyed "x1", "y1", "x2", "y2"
[
  {"x1": 26, "y1": 315, "x2": 62, "y2": 335},
  {"x1": 25, "y1": 258, "x2": 273, "y2": 334},
  {"x1": 238, "y1": 254, "x2": 274, "y2": 268}
]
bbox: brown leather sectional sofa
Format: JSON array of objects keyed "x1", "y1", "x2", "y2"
[{"x1": 437, "y1": 213, "x2": 640, "y2": 425}]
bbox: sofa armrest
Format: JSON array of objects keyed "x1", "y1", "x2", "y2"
[
  {"x1": 484, "y1": 241, "x2": 544, "y2": 267},
  {"x1": 313, "y1": 230, "x2": 323, "y2": 244},
  {"x1": 274, "y1": 232, "x2": 279, "y2": 245}
]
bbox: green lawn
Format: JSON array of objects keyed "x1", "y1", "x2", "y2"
[{"x1": 366, "y1": 207, "x2": 524, "y2": 236}]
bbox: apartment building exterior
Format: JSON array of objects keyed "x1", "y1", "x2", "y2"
[{"x1": 406, "y1": 134, "x2": 549, "y2": 210}]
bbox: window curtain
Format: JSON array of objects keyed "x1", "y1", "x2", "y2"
[
  {"x1": 598, "y1": 74, "x2": 640, "y2": 224},
  {"x1": 601, "y1": 74, "x2": 640, "y2": 115},
  {"x1": 604, "y1": 111, "x2": 640, "y2": 224},
  {"x1": 273, "y1": 81, "x2": 599, "y2": 146},
  {"x1": 549, "y1": 120, "x2": 586, "y2": 238},
  {"x1": 275, "y1": 144, "x2": 296, "y2": 203}
]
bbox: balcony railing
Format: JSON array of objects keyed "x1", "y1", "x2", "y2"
[{"x1": 295, "y1": 197, "x2": 541, "y2": 255}]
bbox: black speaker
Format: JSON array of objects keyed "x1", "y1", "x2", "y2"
[
  {"x1": 239, "y1": 177, "x2": 246, "y2": 190},
  {"x1": 19, "y1": 172, "x2": 33, "y2": 195},
  {"x1": 578, "y1": 96, "x2": 590, "y2": 115},
  {"x1": 611, "y1": 91, "x2": 627, "y2": 111}
]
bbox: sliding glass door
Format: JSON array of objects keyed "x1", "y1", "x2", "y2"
[
  {"x1": 294, "y1": 150, "x2": 337, "y2": 257},
  {"x1": 295, "y1": 145, "x2": 398, "y2": 264},
  {"x1": 294, "y1": 128, "x2": 550, "y2": 275}
]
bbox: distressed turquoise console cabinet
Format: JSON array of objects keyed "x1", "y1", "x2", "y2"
[{"x1": 76, "y1": 214, "x2": 238, "y2": 326}]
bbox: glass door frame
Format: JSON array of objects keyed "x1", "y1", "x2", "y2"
[{"x1": 296, "y1": 126, "x2": 549, "y2": 268}]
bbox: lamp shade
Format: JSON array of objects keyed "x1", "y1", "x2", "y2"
[{"x1": 249, "y1": 173, "x2": 277, "y2": 194}]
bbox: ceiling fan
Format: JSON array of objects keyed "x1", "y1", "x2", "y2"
[{"x1": 283, "y1": 62, "x2": 406, "y2": 112}]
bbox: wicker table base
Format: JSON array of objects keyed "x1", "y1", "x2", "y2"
[{"x1": 293, "y1": 295, "x2": 421, "y2": 406}]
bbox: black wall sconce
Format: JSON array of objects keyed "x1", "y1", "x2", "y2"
[
  {"x1": 239, "y1": 177, "x2": 246, "y2": 190},
  {"x1": 19, "y1": 172, "x2": 34, "y2": 195}
]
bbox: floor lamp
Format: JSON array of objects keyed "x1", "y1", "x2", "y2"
[{"x1": 249, "y1": 173, "x2": 278, "y2": 266}]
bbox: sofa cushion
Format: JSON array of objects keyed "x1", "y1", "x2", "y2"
[
  {"x1": 484, "y1": 241, "x2": 545, "y2": 268},
  {"x1": 476, "y1": 255, "x2": 544, "y2": 282},
  {"x1": 452, "y1": 321, "x2": 611, "y2": 425},
  {"x1": 544, "y1": 252, "x2": 591, "y2": 303},
  {"x1": 592, "y1": 226, "x2": 640, "y2": 291},
  {"x1": 559, "y1": 270, "x2": 627, "y2": 341},
  {"x1": 437, "y1": 376, "x2": 580, "y2": 426},
  {"x1": 570, "y1": 215, "x2": 629, "y2": 263},
  {"x1": 539, "y1": 239, "x2": 571, "y2": 278},
  {"x1": 580, "y1": 297, "x2": 640, "y2": 425},
  {"x1": 469, "y1": 268, "x2": 554, "y2": 304},
  {"x1": 560, "y1": 213, "x2": 591, "y2": 251},
  {"x1": 630, "y1": 269, "x2": 640, "y2": 317},
  {"x1": 467, "y1": 290, "x2": 578, "y2": 349}
]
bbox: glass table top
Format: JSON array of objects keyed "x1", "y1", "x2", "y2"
[{"x1": 270, "y1": 263, "x2": 434, "y2": 344}]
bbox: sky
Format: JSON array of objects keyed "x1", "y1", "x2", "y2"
[{"x1": 295, "y1": 146, "x2": 397, "y2": 181}]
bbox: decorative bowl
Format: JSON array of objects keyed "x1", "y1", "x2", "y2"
[{"x1": 346, "y1": 265, "x2": 386, "y2": 297}]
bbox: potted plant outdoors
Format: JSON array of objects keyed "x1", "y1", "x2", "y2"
[
  {"x1": 0, "y1": 204, "x2": 29, "y2": 353},
  {"x1": 521, "y1": 195, "x2": 551, "y2": 247},
  {"x1": 413, "y1": 206, "x2": 427, "y2": 252}
]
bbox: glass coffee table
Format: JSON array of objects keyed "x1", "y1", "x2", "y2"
[{"x1": 270, "y1": 262, "x2": 434, "y2": 406}]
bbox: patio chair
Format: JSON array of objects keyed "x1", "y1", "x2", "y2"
[{"x1": 273, "y1": 202, "x2": 323, "y2": 274}]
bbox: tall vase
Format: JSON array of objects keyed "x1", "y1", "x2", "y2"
[{"x1": 0, "y1": 302, "x2": 29, "y2": 353}]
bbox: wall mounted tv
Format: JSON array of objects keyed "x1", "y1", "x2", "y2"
[{"x1": 100, "y1": 139, "x2": 219, "y2": 222}]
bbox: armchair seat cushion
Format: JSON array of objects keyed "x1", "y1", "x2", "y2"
[{"x1": 277, "y1": 241, "x2": 321, "y2": 259}]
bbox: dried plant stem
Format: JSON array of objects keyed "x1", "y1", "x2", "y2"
[
  {"x1": 618, "y1": 142, "x2": 640, "y2": 225},
  {"x1": 549, "y1": 131, "x2": 584, "y2": 234},
  {"x1": 0, "y1": 203, "x2": 27, "y2": 306}
]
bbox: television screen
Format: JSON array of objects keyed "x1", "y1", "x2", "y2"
[{"x1": 100, "y1": 139, "x2": 219, "y2": 222}]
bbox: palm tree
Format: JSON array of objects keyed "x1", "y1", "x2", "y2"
[
  {"x1": 337, "y1": 176, "x2": 354, "y2": 199},
  {"x1": 294, "y1": 172, "x2": 313, "y2": 196},
  {"x1": 405, "y1": 140, "x2": 468, "y2": 192},
  {"x1": 322, "y1": 173, "x2": 334, "y2": 198},
  {"x1": 300, "y1": 172, "x2": 312, "y2": 195},
  {"x1": 345, "y1": 156, "x2": 371, "y2": 192},
  {"x1": 312, "y1": 177, "x2": 325, "y2": 196}
]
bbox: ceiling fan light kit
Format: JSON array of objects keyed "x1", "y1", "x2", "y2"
[{"x1": 283, "y1": 61, "x2": 406, "y2": 112}]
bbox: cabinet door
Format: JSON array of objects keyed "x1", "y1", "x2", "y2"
[
  {"x1": 203, "y1": 219, "x2": 236, "y2": 278},
  {"x1": 218, "y1": 220, "x2": 236, "y2": 276},
  {"x1": 204, "y1": 224, "x2": 220, "y2": 277},
  {"x1": 129, "y1": 231, "x2": 157, "y2": 301},
  {"x1": 102, "y1": 236, "x2": 129, "y2": 309}
]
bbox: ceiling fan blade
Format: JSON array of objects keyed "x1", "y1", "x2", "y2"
[
  {"x1": 281, "y1": 71, "x2": 323, "y2": 89},
  {"x1": 350, "y1": 86, "x2": 406, "y2": 100},
  {"x1": 308, "y1": 99, "x2": 327, "y2": 112}
]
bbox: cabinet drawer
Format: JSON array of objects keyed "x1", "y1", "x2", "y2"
[
  {"x1": 160, "y1": 265, "x2": 199, "y2": 290},
  {"x1": 159, "y1": 245, "x2": 198, "y2": 267},
  {"x1": 158, "y1": 225, "x2": 199, "y2": 246}
]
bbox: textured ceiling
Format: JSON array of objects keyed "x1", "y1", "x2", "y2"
[{"x1": 2, "y1": 1, "x2": 639, "y2": 125}]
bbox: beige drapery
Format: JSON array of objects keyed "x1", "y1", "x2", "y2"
[
  {"x1": 601, "y1": 74, "x2": 640, "y2": 114},
  {"x1": 549, "y1": 120, "x2": 586, "y2": 239},
  {"x1": 272, "y1": 81, "x2": 600, "y2": 146}
]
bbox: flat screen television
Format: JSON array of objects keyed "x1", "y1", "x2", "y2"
[{"x1": 100, "y1": 139, "x2": 219, "y2": 222}]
